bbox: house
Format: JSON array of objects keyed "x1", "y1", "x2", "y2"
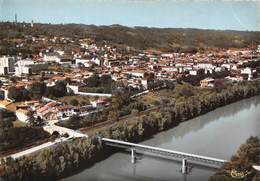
[
  {"x1": 16, "y1": 109, "x2": 32, "y2": 122},
  {"x1": 225, "y1": 76, "x2": 243, "y2": 82},
  {"x1": 36, "y1": 101, "x2": 58, "y2": 120},
  {"x1": 141, "y1": 79, "x2": 148, "y2": 89},
  {"x1": 200, "y1": 78, "x2": 215, "y2": 88},
  {"x1": 124, "y1": 70, "x2": 146, "y2": 78},
  {"x1": 196, "y1": 63, "x2": 215, "y2": 70},
  {"x1": 75, "y1": 58, "x2": 91, "y2": 67},
  {"x1": 161, "y1": 53, "x2": 174, "y2": 59},
  {"x1": 90, "y1": 99, "x2": 107, "y2": 108},
  {"x1": 41, "y1": 109, "x2": 57, "y2": 121},
  {"x1": 57, "y1": 57, "x2": 74, "y2": 65},
  {"x1": 221, "y1": 64, "x2": 232, "y2": 70},
  {"x1": 189, "y1": 70, "x2": 198, "y2": 76},
  {"x1": 161, "y1": 66, "x2": 178, "y2": 72},
  {"x1": 104, "y1": 59, "x2": 126, "y2": 67},
  {"x1": 241, "y1": 67, "x2": 256, "y2": 80},
  {"x1": 91, "y1": 57, "x2": 103, "y2": 66},
  {"x1": 66, "y1": 82, "x2": 86, "y2": 94},
  {"x1": 55, "y1": 105, "x2": 77, "y2": 119},
  {"x1": 43, "y1": 54, "x2": 60, "y2": 62}
]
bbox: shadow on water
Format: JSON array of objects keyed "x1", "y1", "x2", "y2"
[{"x1": 120, "y1": 149, "x2": 219, "y2": 172}]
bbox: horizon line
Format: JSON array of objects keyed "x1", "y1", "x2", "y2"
[{"x1": 1, "y1": 20, "x2": 259, "y2": 33}]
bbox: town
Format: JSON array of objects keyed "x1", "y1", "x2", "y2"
[
  {"x1": 0, "y1": 32, "x2": 259, "y2": 123},
  {"x1": 0, "y1": 22, "x2": 260, "y2": 181}
]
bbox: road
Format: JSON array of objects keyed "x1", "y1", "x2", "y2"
[
  {"x1": 1, "y1": 124, "x2": 87, "y2": 161},
  {"x1": 9, "y1": 137, "x2": 68, "y2": 160}
]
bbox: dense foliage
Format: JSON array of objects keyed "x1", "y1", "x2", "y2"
[
  {"x1": 0, "y1": 109, "x2": 50, "y2": 153},
  {"x1": 7, "y1": 81, "x2": 67, "y2": 102},
  {"x1": 209, "y1": 137, "x2": 260, "y2": 181},
  {"x1": 0, "y1": 127, "x2": 50, "y2": 153},
  {"x1": 96, "y1": 81, "x2": 260, "y2": 142},
  {"x1": 0, "y1": 110, "x2": 16, "y2": 125},
  {"x1": 81, "y1": 74, "x2": 115, "y2": 93},
  {"x1": 0, "y1": 137, "x2": 103, "y2": 181}
]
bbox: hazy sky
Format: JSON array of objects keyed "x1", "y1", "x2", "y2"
[{"x1": 0, "y1": 0, "x2": 259, "y2": 31}]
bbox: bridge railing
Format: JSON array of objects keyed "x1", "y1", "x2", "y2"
[{"x1": 101, "y1": 138, "x2": 226, "y2": 167}]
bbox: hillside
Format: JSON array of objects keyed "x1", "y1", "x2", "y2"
[{"x1": 1, "y1": 22, "x2": 260, "y2": 52}]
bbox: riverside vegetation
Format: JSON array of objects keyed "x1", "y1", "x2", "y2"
[
  {"x1": 209, "y1": 136, "x2": 260, "y2": 181},
  {"x1": 0, "y1": 80, "x2": 260, "y2": 180}
]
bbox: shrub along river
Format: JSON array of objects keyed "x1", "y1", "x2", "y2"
[{"x1": 62, "y1": 96, "x2": 260, "y2": 181}]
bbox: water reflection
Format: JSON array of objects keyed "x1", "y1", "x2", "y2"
[{"x1": 143, "y1": 96, "x2": 260, "y2": 152}]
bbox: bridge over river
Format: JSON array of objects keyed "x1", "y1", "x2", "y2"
[
  {"x1": 101, "y1": 138, "x2": 226, "y2": 173},
  {"x1": 62, "y1": 96, "x2": 260, "y2": 181}
]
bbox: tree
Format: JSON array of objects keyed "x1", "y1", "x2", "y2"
[
  {"x1": 8, "y1": 86, "x2": 30, "y2": 102},
  {"x1": 0, "y1": 119, "x2": 13, "y2": 130},
  {"x1": 45, "y1": 81, "x2": 67, "y2": 98},
  {"x1": 10, "y1": 76, "x2": 17, "y2": 83},
  {"x1": 30, "y1": 82, "x2": 46, "y2": 99},
  {"x1": 53, "y1": 81, "x2": 67, "y2": 97},
  {"x1": 174, "y1": 83, "x2": 194, "y2": 97},
  {"x1": 7, "y1": 86, "x2": 21, "y2": 101},
  {"x1": 70, "y1": 99, "x2": 79, "y2": 106},
  {"x1": 100, "y1": 74, "x2": 113, "y2": 86},
  {"x1": 107, "y1": 110, "x2": 119, "y2": 122},
  {"x1": 28, "y1": 117, "x2": 44, "y2": 127},
  {"x1": 83, "y1": 73, "x2": 99, "y2": 87}
]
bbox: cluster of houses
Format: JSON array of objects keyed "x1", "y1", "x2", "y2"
[
  {"x1": 0, "y1": 96, "x2": 107, "y2": 123},
  {"x1": 0, "y1": 36, "x2": 259, "y2": 122}
]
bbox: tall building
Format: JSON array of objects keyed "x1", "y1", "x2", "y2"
[{"x1": 0, "y1": 56, "x2": 16, "y2": 75}]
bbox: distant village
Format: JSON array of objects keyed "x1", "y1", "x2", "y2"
[{"x1": 0, "y1": 31, "x2": 260, "y2": 124}]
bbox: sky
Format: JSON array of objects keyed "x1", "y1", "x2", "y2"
[{"x1": 0, "y1": 0, "x2": 259, "y2": 31}]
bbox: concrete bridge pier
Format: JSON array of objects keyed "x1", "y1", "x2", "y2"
[
  {"x1": 181, "y1": 159, "x2": 188, "y2": 174},
  {"x1": 131, "y1": 148, "x2": 136, "y2": 164}
]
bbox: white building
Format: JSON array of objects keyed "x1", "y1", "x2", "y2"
[
  {"x1": 56, "y1": 105, "x2": 77, "y2": 119},
  {"x1": 76, "y1": 58, "x2": 91, "y2": 67},
  {"x1": 16, "y1": 109, "x2": 32, "y2": 122},
  {"x1": 161, "y1": 53, "x2": 174, "y2": 59},
  {"x1": 241, "y1": 67, "x2": 256, "y2": 80},
  {"x1": 91, "y1": 57, "x2": 103, "y2": 66},
  {"x1": 15, "y1": 59, "x2": 48, "y2": 76},
  {"x1": 196, "y1": 63, "x2": 215, "y2": 70},
  {"x1": 0, "y1": 56, "x2": 16, "y2": 75},
  {"x1": 125, "y1": 70, "x2": 146, "y2": 78},
  {"x1": 189, "y1": 70, "x2": 198, "y2": 76},
  {"x1": 56, "y1": 57, "x2": 73, "y2": 65},
  {"x1": 43, "y1": 54, "x2": 60, "y2": 62}
]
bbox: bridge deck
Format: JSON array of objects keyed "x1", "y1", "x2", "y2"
[{"x1": 102, "y1": 138, "x2": 226, "y2": 167}]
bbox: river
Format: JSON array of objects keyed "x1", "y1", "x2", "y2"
[{"x1": 62, "y1": 96, "x2": 260, "y2": 181}]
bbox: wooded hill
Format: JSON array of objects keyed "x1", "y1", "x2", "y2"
[{"x1": 1, "y1": 22, "x2": 260, "y2": 52}]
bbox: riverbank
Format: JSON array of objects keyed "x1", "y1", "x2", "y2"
[
  {"x1": 0, "y1": 80, "x2": 260, "y2": 181},
  {"x1": 209, "y1": 136, "x2": 260, "y2": 181}
]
